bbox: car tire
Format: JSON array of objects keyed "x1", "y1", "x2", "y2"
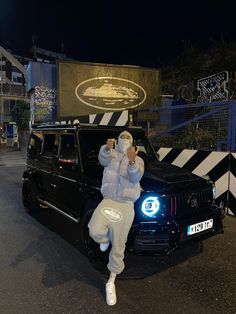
[
  {"x1": 78, "y1": 208, "x2": 109, "y2": 272},
  {"x1": 22, "y1": 179, "x2": 41, "y2": 213}
]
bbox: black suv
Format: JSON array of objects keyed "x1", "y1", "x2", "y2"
[{"x1": 22, "y1": 123, "x2": 224, "y2": 258}]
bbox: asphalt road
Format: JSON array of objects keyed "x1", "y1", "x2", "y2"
[{"x1": 0, "y1": 157, "x2": 236, "y2": 313}]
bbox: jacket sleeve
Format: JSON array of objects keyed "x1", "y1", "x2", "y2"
[
  {"x1": 127, "y1": 156, "x2": 144, "y2": 184},
  {"x1": 98, "y1": 145, "x2": 113, "y2": 167}
]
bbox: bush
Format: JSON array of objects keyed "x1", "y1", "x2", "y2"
[{"x1": 11, "y1": 100, "x2": 30, "y2": 130}]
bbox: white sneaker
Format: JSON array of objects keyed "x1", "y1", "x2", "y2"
[
  {"x1": 100, "y1": 241, "x2": 110, "y2": 252},
  {"x1": 106, "y1": 282, "x2": 117, "y2": 306}
]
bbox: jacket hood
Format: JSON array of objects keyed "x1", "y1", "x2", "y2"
[{"x1": 118, "y1": 131, "x2": 133, "y2": 146}]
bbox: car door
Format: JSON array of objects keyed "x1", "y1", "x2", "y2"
[
  {"x1": 52, "y1": 131, "x2": 83, "y2": 215},
  {"x1": 38, "y1": 131, "x2": 59, "y2": 203}
]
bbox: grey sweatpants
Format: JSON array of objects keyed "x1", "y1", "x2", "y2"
[{"x1": 88, "y1": 198, "x2": 134, "y2": 274}]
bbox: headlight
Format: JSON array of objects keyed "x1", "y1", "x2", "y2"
[{"x1": 141, "y1": 196, "x2": 160, "y2": 217}]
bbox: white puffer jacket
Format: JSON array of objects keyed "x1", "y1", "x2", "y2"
[{"x1": 98, "y1": 144, "x2": 144, "y2": 203}]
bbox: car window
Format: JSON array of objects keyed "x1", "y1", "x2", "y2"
[
  {"x1": 79, "y1": 130, "x2": 110, "y2": 166},
  {"x1": 79, "y1": 129, "x2": 158, "y2": 167},
  {"x1": 133, "y1": 136, "x2": 158, "y2": 162},
  {"x1": 42, "y1": 133, "x2": 58, "y2": 158},
  {"x1": 79, "y1": 130, "x2": 111, "y2": 179},
  {"x1": 59, "y1": 133, "x2": 78, "y2": 164},
  {"x1": 28, "y1": 131, "x2": 43, "y2": 160}
]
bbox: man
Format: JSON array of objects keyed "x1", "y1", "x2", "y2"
[{"x1": 88, "y1": 130, "x2": 144, "y2": 306}]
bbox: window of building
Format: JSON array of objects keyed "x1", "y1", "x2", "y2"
[
  {"x1": 12, "y1": 72, "x2": 22, "y2": 84},
  {"x1": 12, "y1": 76, "x2": 22, "y2": 83}
]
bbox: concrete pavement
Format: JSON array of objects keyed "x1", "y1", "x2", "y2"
[
  {"x1": 0, "y1": 148, "x2": 26, "y2": 167},
  {"x1": 0, "y1": 159, "x2": 236, "y2": 313}
]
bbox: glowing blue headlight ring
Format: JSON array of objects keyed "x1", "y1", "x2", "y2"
[{"x1": 141, "y1": 196, "x2": 160, "y2": 217}]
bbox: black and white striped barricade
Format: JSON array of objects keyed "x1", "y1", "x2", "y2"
[
  {"x1": 157, "y1": 148, "x2": 236, "y2": 216},
  {"x1": 228, "y1": 153, "x2": 236, "y2": 216},
  {"x1": 55, "y1": 110, "x2": 128, "y2": 126}
]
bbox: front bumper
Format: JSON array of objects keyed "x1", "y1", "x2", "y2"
[{"x1": 127, "y1": 207, "x2": 224, "y2": 255}]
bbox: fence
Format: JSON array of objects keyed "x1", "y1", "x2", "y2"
[
  {"x1": 134, "y1": 100, "x2": 236, "y2": 216},
  {"x1": 134, "y1": 100, "x2": 236, "y2": 152}
]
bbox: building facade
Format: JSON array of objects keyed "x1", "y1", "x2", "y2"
[
  {"x1": 0, "y1": 44, "x2": 72, "y2": 147},
  {"x1": 0, "y1": 46, "x2": 28, "y2": 126}
]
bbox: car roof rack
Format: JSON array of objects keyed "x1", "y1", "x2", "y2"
[
  {"x1": 31, "y1": 122, "x2": 144, "y2": 131},
  {"x1": 32, "y1": 123, "x2": 78, "y2": 129}
]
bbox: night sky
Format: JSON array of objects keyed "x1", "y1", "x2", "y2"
[{"x1": 1, "y1": 0, "x2": 236, "y2": 67}]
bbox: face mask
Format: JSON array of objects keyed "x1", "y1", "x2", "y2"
[{"x1": 118, "y1": 138, "x2": 130, "y2": 153}]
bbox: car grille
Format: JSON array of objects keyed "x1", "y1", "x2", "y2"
[{"x1": 169, "y1": 188, "x2": 213, "y2": 218}]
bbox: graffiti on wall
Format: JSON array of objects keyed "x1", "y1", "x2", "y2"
[
  {"x1": 197, "y1": 71, "x2": 229, "y2": 103},
  {"x1": 161, "y1": 71, "x2": 236, "y2": 104},
  {"x1": 34, "y1": 85, "x2": 56, "y2": 121}
]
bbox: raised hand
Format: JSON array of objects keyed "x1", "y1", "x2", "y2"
[
  {"x1": 106, "y1": 138, "x2": 115, "y2": 151},
  {"x1": 127, "y1": 146, "x2": 139, "y2": 163}
]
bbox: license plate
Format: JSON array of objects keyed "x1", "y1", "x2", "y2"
[{"x1": 187, "y1": 219, "x2": 213, "y2": 236}]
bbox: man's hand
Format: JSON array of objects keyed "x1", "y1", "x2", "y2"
[
  {"x1": 127, "y1": 146, "x2": 139, "y2": 163},
  {"x1": 106, "y1": 138, "x2": 115, "y2": 151}
]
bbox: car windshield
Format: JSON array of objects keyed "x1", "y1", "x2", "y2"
[{"x1": 79, "y1": 129, "x2": 158, "y2": 170}]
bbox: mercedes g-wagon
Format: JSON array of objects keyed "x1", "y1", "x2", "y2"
[{"x1": 22, "y1": 123, "x2": 224, "y2": 259}]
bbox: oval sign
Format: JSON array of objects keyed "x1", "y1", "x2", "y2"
[{"x1": 75, "y1": 77, "x2": 146, "y2": 111}]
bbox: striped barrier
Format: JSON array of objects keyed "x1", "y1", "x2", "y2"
[
  {"x1": 157, "y1": 148, "x2": 236, "y2": 216},
  {"x1": 56, "y1": 110, "x2": 128, "y2": 126},
  {"x1": 228, "y1": 153, "x2": 236, "y2": 216},
  {"x1": 89, "y1": 110, "x2": 128, "y2": 126}
]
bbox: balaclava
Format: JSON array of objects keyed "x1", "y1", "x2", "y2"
[{"x1": 118, "y1": 131, "x2": 133, "y2": 154}]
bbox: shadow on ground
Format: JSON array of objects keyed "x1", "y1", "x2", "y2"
[{"x1": 28, "y1": 208, "x2": 203, "y2": 280}]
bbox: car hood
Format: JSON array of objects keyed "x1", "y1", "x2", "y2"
[{"x1": 140, "y1": 161, "x2": 209, "y2": 194}]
